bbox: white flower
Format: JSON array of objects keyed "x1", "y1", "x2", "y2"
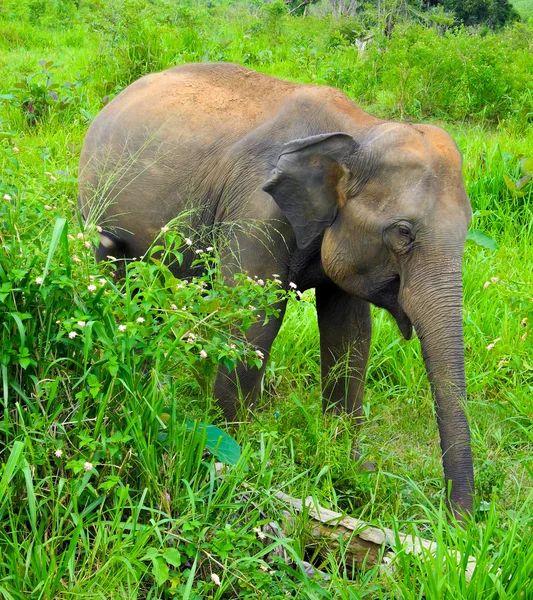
[
  {"x1": 44, "y1": 204, "x2": 52, "y2": 210},
  {"x1": 77, "y1": 232, "x2": 84, "y2": 240},
  {"x1": 253, "y1": 527, "x2": 266, "y2": 540},
  {"x1": 71, "y1": 255, "x2": 81, "y2": 263},
  {"x1": 87, "y1": 284, "x2": 97, "y2": 292},
  {"x1": 84, "y1": 241, "x2": 91, "y2": 249},
  {"x1": 195, "y1": 249, "x2": 204, "y2": 254},
  {"x1": 136, "y1": 317, "x2": 145, "y2": 323},
  {"x1": 161, "y1": 226, "x2": 169, "y2": 233},
  {"x1": 486, "y1": 338, "x2": 501, "y2": 351},
  {"x1": 118, "y1": 324, "x2": 127, "y2": 332},
  {"x1": 490, "y1": 277, "x2": 499, "y2": 283},
  {"x1": 89, "y1": 275, "x2": 95, "y2": 280},
  {"x1": 106, "y1": 255, "x2": 116, "y2": 261},
  {"x1": 49, "y1": 175, "x2": 57, "y2": 182},
  {"x1": 296, "y1": 290, "x2": 303, "y2": 299},
  {"x1": 199, "y1": 349, "x2": 207, "y2": 359},
  {"x1": 170, "y1": 304, "x2": 178, "y2": 310},
  {"x1": 230, "y1": 344, "x2": 236, "y2": 349},
  {"x1": 256, "y1": 350, "x2": 265, "y2": 359},
  {"x1": 483, "y1": 281, "x2": 491, "y2": 289},
  {"x1": 77, "y1": 321, "x2": 86, "y2": 328},
  {"x1": 289, "y1": 282, "x2": 297, "y2": 289},
  {"x1": 206, "y1": 246, "x2": 214, "y2": 252},
  {"x1": 96, "y1": 225, "x2": 102, "y2": 233},
  {"x1": 249, "y1": 305, "x2": 256, "y2": 311},
  {"x1": 83, "y1": 461, "x2": 93, "y2": 472},
  {"x1": 12, "y1": 147, "x2": 19, "y2": 153},
  {"x1": 259, "y1": 563, "x2": 269, "y2": 572},
  {"x1": 54, "y1": 448, "x2": 63, "y2": 457},
  {"x1": 3, "y1": 194, "x2": 12, "y2": 201},
  {"x1": 99, "y1": 278, "x2": 106, "y2": 285},
  {"x1": 210, "y1": 573, "x2": 221, "y2": 586},
  {"x1": 69, "y1": 331, "x2": 78, "y2": 339},
  {"x1": 272, "y1": 274, "x2": 280, "y2": 278},
  {"x1": 185, "y1": 238, "x2": 193, "y2": 246},
  {"x1": 257, "y1": 279, "x2": 264, "y2": 286},
  {"x1": 35, "y1": 277, "x2": 43, "y2": 285}
]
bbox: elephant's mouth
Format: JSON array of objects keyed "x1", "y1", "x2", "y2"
[{"x1": 371, "y1": 277, "x2": 413, "y2": 340}]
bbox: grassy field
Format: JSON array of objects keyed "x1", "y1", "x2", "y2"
[
  {"x1": 513, "y1": 0, "x2": 533, "y2": 18},
  {"x1": 1, "y1": 2, "x2": 533, "y2": 598}
]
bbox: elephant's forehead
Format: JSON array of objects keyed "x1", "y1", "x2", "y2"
[{"x1": 363, "y1": 123, "x2": 462, "y2": 172}]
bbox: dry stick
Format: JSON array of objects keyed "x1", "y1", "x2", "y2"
[
  {"x1": 289, "y1": 0, "x2": 310, "y2": 15},
  {"x1": 274, "y1": 492, "x2": 477, "y2": 582}
]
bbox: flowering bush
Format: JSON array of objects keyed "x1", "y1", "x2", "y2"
[{"x1": 0, "y1": 211, "x2": 288, "y2": 428}]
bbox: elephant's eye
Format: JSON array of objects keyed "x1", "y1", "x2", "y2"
[
  {"x1": 389, "y1": 222, "x2": 415, "y2": 253},
  {"x1": 398, "y1": 225, "x2": 411, "y2": 237},
  {"x1": 384, "y1": 222, "x2": 415, "y2": 252}
]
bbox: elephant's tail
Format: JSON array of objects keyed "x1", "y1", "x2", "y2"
[
  {"x1": 77, "y1": 194, "x2": 127, "y2": 264},
  {"x1": 95, "y1": 230, "x2": 126, "y2": 263}
]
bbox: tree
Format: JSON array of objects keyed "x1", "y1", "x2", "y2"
[{"x1": 443, "y1": 0, "x2": 520, "y2": 27}]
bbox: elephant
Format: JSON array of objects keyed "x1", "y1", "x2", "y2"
[{"x1": 78, "y1": 62, "x2": 474, "y2": 514}]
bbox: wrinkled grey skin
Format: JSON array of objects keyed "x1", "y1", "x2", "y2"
[{"x1": 78, "y1": 63, "x2": 474, "y2": 514}]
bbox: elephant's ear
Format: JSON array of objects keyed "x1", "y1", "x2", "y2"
[{"x1": 262, "y1": 133, "x2": 358, "y2": 249}]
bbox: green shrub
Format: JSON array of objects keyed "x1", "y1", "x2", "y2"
[{"x1": 0, "y1": 61, "x2": 91, "y2": 128}]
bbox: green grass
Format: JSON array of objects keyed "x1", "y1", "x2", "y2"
[
  {"x1": 513, "y1": 0, "x2": 533, "y2": 19},
  {"x1": 1, "y1": 2, "x2": 533, "y2": 598}
]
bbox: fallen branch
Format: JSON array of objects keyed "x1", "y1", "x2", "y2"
[{"x1": 274, "y1": 492, "x2": 477, "y2": 581}]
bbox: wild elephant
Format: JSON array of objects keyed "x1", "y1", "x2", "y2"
[{"x1": 78, "y1": 63, "x2": 474, "y2": 514}]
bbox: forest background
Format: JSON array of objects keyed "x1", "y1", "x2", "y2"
[{"x1": 0, "y1": 0, "x2": 532, "y2": 598}]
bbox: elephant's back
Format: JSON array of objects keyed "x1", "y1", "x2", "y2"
[{"x1": 88, "y1": 63, "x2": 302, "y2": 144}]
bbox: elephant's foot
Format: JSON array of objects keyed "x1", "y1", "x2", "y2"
[{"x1": 350, "y1": 444, "x2": 376, "y2": 472}]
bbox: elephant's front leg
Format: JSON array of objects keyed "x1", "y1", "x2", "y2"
[
  {"x1": 214, "y1": 302, "x2": 286, "y2": 422},
  {"x1": 316, "y1": 284, "x2": 372, "y2": 417}
]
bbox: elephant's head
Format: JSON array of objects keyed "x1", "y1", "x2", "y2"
[{"x1": 263, "y1": 124, "x2": 474, "y2": 514}]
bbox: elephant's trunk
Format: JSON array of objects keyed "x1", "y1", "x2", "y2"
[{"x1": 401, "y1": 259, "x2": 474, "y2": 515}]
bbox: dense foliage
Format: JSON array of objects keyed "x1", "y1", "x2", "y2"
[{"x1": 0, "y1": 1, "x2": 532, "y2": 598}]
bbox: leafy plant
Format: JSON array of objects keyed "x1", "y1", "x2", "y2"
[
  {"x1": 0, "y1": 60, "x2": 90, "y2": 126},
  {"x1": 504, "y1": 156, "x2": 533, "y2": 197}
]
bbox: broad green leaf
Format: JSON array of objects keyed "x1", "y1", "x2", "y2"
[
  {"x1": 520, "y1": 157, "x2": 533, "y2": 175},
  {"x1": 185, "y1": 422, "x2": 241, "y2": 465},
  {"x1": 503, "y1": 174, "x2": 527, "y2": 197},
  {"x1": 466, "y1": 230, "x2": 498, "y2": 251},
  {"x1": 503, "y1": 174, "x2": 516, "y2": 191},
  {"x1": 141, "y1": 547, "x2": 159, "y2": 561},
  {"x1": 204, "y1": 425, "x2": 241, "y2": 465},
  {"x1": 152, "y1": 557, "x2": 169, "y2": 586},
  {"x1": 163, "y1": 548, "x2": 182, "y2": 568}
]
